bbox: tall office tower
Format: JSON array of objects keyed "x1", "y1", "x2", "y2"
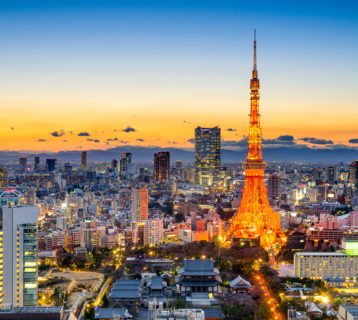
[
  {"x1": 81, "y1": 151, "x2": 88, "y2": 170},
  {"x1": 226, "y1": 31, "x2": 285, "y2": 251},
  {"x1": 268, "y1": 172, "x2": 281, "y2": 201},
  {"x1": 317, "y1": 185, "x2": 328, "y2": 202},
  {"x1": 64, "y1": 162, "x2": 73, "y2": 176},
  {"x1": 46, "y1": 159, "x2": 57, "y2": 172},
  {"x1": 120, "y1": 152, "x2": 132, "y2": 177},
  {"x1": 350, "y1": 161, "x2": 358, "y2": 191},
  {"x1": 145, "y1": 219, "x2": 164, "y2": 246},
  {"x1": 111, "y1": 159, "x2": 118, "y2": 170},
  {"x1": 131, "y1": 188, "x2": 148, "y2": 222},
  {"x1": 19, "y1": 157, "x2": 27, "y2": 171},
  {"x1": 313, "y1": 167, "x2": 321, "y2": 185},
  {"x1": 0, "y1": 168, "x2": 8, "y2": 188},
  {"x1": 327, "y1": 166, "x2": 335, "y2": 185},
  {"x1": 154, "y1": 152, "x2": 170, "y2": 183},
  {"x1": 194, "y1": 127, "x2": 221, "y2": 186},
  {"x1": 175, "y1": 160, "x2": 183, "y2": 178},
  {"x1": 34, "y1": 156, "x2": 40, "y2": 171},
  {"x1": 0, "y1": 189, "x2": 39, "y2": 307},
  {"x1": 131, "y1": 222, "x2": 146, "y2": 247}
]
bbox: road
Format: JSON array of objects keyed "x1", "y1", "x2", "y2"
[{"x1": 255, "y1": 274, "x2": 284, "y2": 320}]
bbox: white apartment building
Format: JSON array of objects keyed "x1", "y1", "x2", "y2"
[
  {"x1": 145, "y1": 219, "x2": 164, "y2": 246},
  {"x1": 294, "y1": 252, "x2": 358, "y2": 280}
]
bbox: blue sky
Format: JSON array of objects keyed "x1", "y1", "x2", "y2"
[{"x1": 0, "y1": 0, "x2": 357, "y2": 151}]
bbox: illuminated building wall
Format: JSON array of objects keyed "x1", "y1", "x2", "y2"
[
  {"x1": 131, "y1": 188, "x2": 148, "y2": 222},
  {"x1": 0, "y1": 169, "x2": 8, "y2": 189},
  {"x1": 344, "y1": 240, "x2": 358, "y2": 256},
  {"x1": 194, "y1": 126, "x2": 221, "y2": 186},
  {"x1": 327, "y1": 166, "x2": 335, "y2": 185},
  {"x1": 131, "y1": 222, "x2": 146, "y2": 247},
  {"x1": 154, "y1": 152, "x2": 170, "y2": 183},
  {"x1": 349, "y1": 161, "x2": 358, "y2": 191},
  {"x1": 81, "y1": 151, "x2": 88, "y2": 170},
  {"x1": 120, "y1": 152, "x2": 132, "y2": 177},
  {"x1": 267, "y1": 172, "x2": 281, "y2": 201},
  {"x1": 145, "y1": 219, "x2": 164, "y2": 246},
  {"x1": 1, "y1": 204, "x2": 39, "y2": 307},
  {"x1": 294, "y1": 252, "x2": 358, "y2": 280}
]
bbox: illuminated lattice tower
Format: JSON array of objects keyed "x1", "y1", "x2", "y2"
[{"x1": 226, "y1": 31, "x2": 286, "y2": 251}]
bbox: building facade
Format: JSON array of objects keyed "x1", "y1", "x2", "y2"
[
  {"x1": 194, "y1": 127, "x2": 221, "y2": 186},
  {"x1": 294, "y1": 252, "x2": 358, "y2": 280},
  {"x1": 81, "y1": 151, "x2": 88, "y2": 170},
  {"x1": 145, "y1": 219, "x2": 164, "y2": 246},
  {"x1": 154, "y1": 152, "x2": 170, "y2": 183},
  {"x1": 0, "y1": 191, "x2": 39, "y2": 306},
  {"x1": 131, "y1": 188, "x2": 148, "y2": 222}
]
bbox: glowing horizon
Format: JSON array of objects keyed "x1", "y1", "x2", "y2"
[{"x1": 0, "y1": 1, "x2": 357, "y2": 152}]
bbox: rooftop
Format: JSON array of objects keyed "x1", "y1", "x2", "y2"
[
  {"x1": 295, "y1": 252, "x2": 347, "y2": 256},
  {"x1": 184, "y1": 259, "x2": 213, "y2": 271},
  {"x1": 94, "y1": 307, "x2": 132, "y2": 319},
  {"x1": 0, "y1": 306, "x2": 63, "y2": 314},
  {"x1": 178, "y1": 259, "x2": 220, "y2": 276}
]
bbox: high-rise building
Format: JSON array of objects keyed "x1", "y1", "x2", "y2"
[
  {"x1": 350, "y1": 161, "x2": 358, "y2": 191},
  {"x1": 120, "y1": 153, "x2": 132, "y2": 177},
  {"x1": 267, "y1": 173, "x2": 281, "y2": 201},
  {"x1": 19, "y1": 157, "x2": 27, "y2": 171},
  {"x1": 132, "y1": 222, "x2": 146, "y2": 247},
  {"x1": 0, "y1": 168, "x2": 8, "y2": 188},
  {"x1": 81, "y1": 151, "x2": 88, "y2": 170},
  {"x1": 145, "y1": 219, "x2": 164, "y2": 246},
  {"x1": 111, "y1": 159, "x2": 118, "y2": 170},
  {"x1": 194, "y1": 127, "x2": 221, "y2": 186},
  {"x1": 317, "y1": 185, "x2": 328, "y2": 202},
  {"x1": 64, "y1": 162, "x2": 73, "y2": 176},
  {"x1": 34, "y1": 157, "x2": 40, "y2": 171},
  {"x1": 328, "y1": 166, "x2": 335, "y2": 185},
  {"x1": 46, "y1": 159, "x2": 57, "y2": 172},
  {"x1": 0, "y1": 189, "x2": 39, "y2": 307},
  {"x1": 226, "y1": 31, "x2": 285, "y2": 250},
  {"x1": 154, "y1": 152, "x2": 170, "y2": 183},
  {"x1": 313, "y1": 168, "x2": 321, "y2": 185},
  {"x1": 175, "y1": 160, "x2": 183, "y2": 179},
  {"x1": 131, "y1": 188, "x2": 148, "y2": 222}
]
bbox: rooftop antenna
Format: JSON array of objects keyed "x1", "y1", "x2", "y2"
[{"x1": 253, "y1": 28, "x2": 257, "y2": 71}]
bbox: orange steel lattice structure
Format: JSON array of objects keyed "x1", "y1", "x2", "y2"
[{"x1": 226, "y1": 31, "x2": 286, "y2": 251}]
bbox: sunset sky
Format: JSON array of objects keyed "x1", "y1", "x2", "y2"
[{"x1": 0, "y1": 0, "x2": 357, "y2": 152}]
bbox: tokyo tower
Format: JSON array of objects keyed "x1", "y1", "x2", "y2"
[{"x1": 226, "y1": 31, "x2": 286, "y2": 251}]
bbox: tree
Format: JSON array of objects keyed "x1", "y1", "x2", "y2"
[
  {"x1": 84, "y1": 304, "x2": 95, "y2": 320},
  {"x1": 130, "y1": 273, "x2": 142, "y2": 279},
  {"x1": 163, "y1": 200, "x2": 173, "y2": 215},
  {"x1": 168, "y1": 299, "x2": 187, "y2": 309},
  {"x1": 256, "y1": 302, "x2": 273, "y2": 320},
  {"x1": 175, "y1": 213, "x2": 185, "y2": 223},
  {"x1": 52, "y1": 287, "x2": 61, "y2": 306},
  {"x1": 154, "y1": 266, "x2": 163, "y2": 276},
  {"x1": 101, "y1": 294, "x2": 109, "y2": 308}
]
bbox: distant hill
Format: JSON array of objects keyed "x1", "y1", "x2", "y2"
[{"x1": 0, "y1": 145, "x2": 358, "y2": 163}]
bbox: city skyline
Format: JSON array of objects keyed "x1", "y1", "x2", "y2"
[{"x1": 1, "y1": 1, "x2": 358, "y2": 152}]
